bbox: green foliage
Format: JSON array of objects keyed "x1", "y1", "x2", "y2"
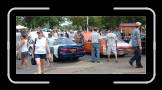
[{"x1": 16, "y1": 16, "x2": 146, "y2": 30}]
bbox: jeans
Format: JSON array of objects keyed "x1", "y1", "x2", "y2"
[
  {"x1": 91, "y1": 43, "x2": 100, "y2": 61},
  {"x1": 130, "y1": 46, "x2": 142, "y2": 66}
]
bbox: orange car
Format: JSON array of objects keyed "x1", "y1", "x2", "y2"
[{"x1": 82, "y1": 31, "x2": 133, "y2": 56}]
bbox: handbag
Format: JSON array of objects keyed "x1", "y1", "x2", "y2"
[
  {"x1": 31, "y1": 57, "x2": 36, "y2": 65},
  {"x1": 31, "y1": 38, "x2": 37, "y2": 65}
]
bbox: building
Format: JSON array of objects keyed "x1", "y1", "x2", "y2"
[{"x1": 119, "y1": 23, "x2": 137, "y2": 35}]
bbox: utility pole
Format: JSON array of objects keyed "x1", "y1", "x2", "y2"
[{"x1": 87, "y1": 16, "x2": 88, "y2": 32}]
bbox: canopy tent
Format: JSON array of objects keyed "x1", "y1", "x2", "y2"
[{"x1": 16, "y1": 25, "x2": 27, "y2": 30}]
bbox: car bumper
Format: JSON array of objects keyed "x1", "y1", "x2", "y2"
[
  {"x1": 58, "y1": 52, "x2": 85, "y2": 59},
  {"x1": 117, "y1": 48, "x2": 134, "y2": 55}
]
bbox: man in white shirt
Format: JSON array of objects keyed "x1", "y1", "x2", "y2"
[
  {"x1": 106, "y1": 30, "x2": 118, "y2": 63},
  {"x1": 90, "y1": 28, "x2": 100, "y2": 63}
]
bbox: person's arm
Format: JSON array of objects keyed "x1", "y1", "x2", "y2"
[
  {"x1": 16, "y1": 40, "x2": 25, "y2": 51},
  {"x1": 74, "y1": 33, "x2": 77, "y2": 41},
  {"x1": 98, "y1": 33, "x2": 101, "y2": 40},
  {"x1": 46, "y1": 39, "x2": 50, "y2": 55},
  {"x1": 81, "y1": 34, "x2": 84, "y2": 43},
  {"x1": 106, "y1": 37, "x2": 108, "y2": 48},
  {"x1": 137, "y1": 30, "x2": 142, "y2": 49},
  {"x1": 115, "y1": 35, "x2": 118, "y2": 51}
]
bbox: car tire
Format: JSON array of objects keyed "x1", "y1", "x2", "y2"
[
  {"x1": 73, "y1": 57, "x2": 79, "y2": 60},
  {"x1": 118, "y1": 54, "x2": 126, "y2": 57}
]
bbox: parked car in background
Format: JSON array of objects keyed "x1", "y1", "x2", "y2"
[
  {"x1": 51, "y1": 37, "x2": 85, "y2": 60},
  {"x1": 83, "y1": 31, "x2": 133, "y2": 56}
]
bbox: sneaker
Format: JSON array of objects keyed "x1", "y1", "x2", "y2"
[
  {"x1": 97, "y1": 61, "x2": 100, "y2": 63},
  {"x1": 135, "y1": 65, "x2": 143, "y2": 68},
  {"x1": 129, "y1": 61, "x2": 133, "y2": 66},
  {"x1": 115, "y1": 60, "x2": 118, "y2": 63},
  {"x1": 91, "y1": 61, "x2": 95, "y2": 63},
  {"x1": 107, "y1": 59, "x2": 109, "y2": 62}
]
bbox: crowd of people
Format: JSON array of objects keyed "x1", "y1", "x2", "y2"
[
  {"x1": 89, "y1": 22, "x2": 143, "y2": 68},
  {"x1": 16, "y1": 21, "x2": 144, "y2": 74},
  {"x1": 16, "y1": 28, "x2": 85, "y2": 74}
]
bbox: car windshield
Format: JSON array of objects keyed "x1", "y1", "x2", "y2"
[
  {"x1": 102, "y1": 37, "x2": 126, "y2": 43},
  {"x1": 117, "y1": 38, "x2": 126, "y2": 43},
  {"x1": 54, "y1": 38, "x2": 76, "y2": 45}
]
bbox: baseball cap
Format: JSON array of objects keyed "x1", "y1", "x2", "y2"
[
  {"x1": 136, "y1": 22, "x2": 142, "y2": 26},
  {"x1": 37, "y1": 30, "x2": 43, "y2": 33}
]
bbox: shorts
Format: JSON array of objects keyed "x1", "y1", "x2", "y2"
[
  {"x1": 107, "y1": 46, "x2": 117, "y2": 55},
  {"x1": 21, "y1": 52, "x2": 28, "y2": 59},
  {"x1": 35, "y1": 54, "x2": 46, "y2": 59}
]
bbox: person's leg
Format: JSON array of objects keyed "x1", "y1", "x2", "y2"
[
  {"x1": 40, "y1": 54, "x2": 46, "y2": 74},
  {"x1": 136, "y1": 55, "x2": 142, "y2": 67},
  {"x1": 17, "y1": 59, "x2": 24, "y2": 69},
  {"x1": 135, "y1": 47, "x2": 143, "y2": 68},
  {"x1": 96, "y1": 43, "x2": 100, "y2": 62},
  {"x1": 50, "y1": 47, "x2": 54, "y2": 63},
  {"x1": 107, "y1": 46, "x2": 111, "y2": 61},
  {"x1": 35, "y1": 58, "x2": 41, "y2": 74},
  {"x1": 114, "y1": 52, "x2": 118, "y2": 63},
  {"x1": 35, "y1": 54, "x2": 42, "y2": 74},
  {"x1": 23, "y1": 52, "x2": 29, "y2": 67},
  {"x1": 17, "y1": 52, "x2": 25, "y2": 69},
  {"x1": 50, "y1": 53, "x2": 53, "y2": 63},
  {"x1": 112, "y1": 46, "x2": 118, "y2": 62},
  {"x1": 40, "y1": 59, "x2": 45, "y2": 74},
  {"x1": 94, "y1": 43, "x2": 97, "y2": 62},
  {"x1": 129, "y1": 47, "x2": 136, "y2": 66},
  {"x1": 91, "y1": 43, "x2": 95, "y2": 62},
  {"x1": 23, "y1": 58, "x2": 29, "y2": 67}
]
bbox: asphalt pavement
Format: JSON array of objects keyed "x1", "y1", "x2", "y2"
[{"x1": 16, "y1": 54, "x2": 146, "y2": 74}]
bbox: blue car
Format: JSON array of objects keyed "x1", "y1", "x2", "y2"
[{"x1": 52, "y1": 37, "x2": 85, "y2": 60}]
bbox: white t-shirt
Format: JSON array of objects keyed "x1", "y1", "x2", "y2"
[
  {"x1": 106, "y1": 32, "x2": 117, "y2": 46},
  {"x1": 20, "y1": 40, "x2": 28, "y2": 52},
  {"x1": 90, "y1": 31, "x2": 100, "y2": 43},
  {"x1": 35, "y1": 37, "x2": 47, "y2": 54}
]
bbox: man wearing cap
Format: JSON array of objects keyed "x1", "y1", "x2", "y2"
[{"x1": 129, "y1": 22, "x2": 143, "y2": 68}]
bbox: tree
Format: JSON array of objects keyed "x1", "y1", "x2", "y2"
[
  {"x1": 68, "y1": 16, "x2": 87, "y2": 29},
  {"x1": 16, "y1": 16, "x2": 146, "y2": 30},
  {"x1": 88, "y1": 16, "x2": 102, "y2": 28},
  {"x1": 16, "y1": 16, "x2": 25, "y2": 25},
  {"x1": 22, "y1": 16, "x2": 64, "y2": 28}
]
